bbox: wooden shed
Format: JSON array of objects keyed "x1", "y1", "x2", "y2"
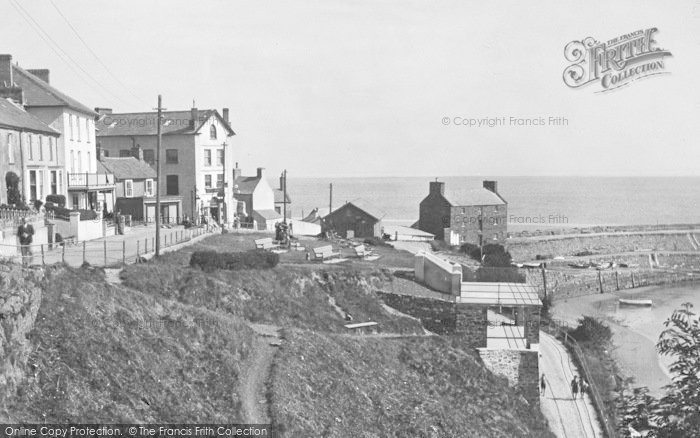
[{"x1": 322, "y1": 200, "x2": 384, "y2": 239}]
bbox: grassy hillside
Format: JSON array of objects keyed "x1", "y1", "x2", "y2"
[
  {"x1": 271, "y1": 330, "x2": 554, "y2": 438},
  {"x1": 5, "y1": 265, "x2": 254, "y2": 422},
  {"x1": 121, "y1": 256, "x2": 424, "y2": 334}
]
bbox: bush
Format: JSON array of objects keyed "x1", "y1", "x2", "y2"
[
  {"x1": 481, "y1": 244, "x2": 512, "y2": 268},
  {"x1": 475, "y1": 266, "x2": 525, "y2": 283},
  {"x1": 46, "y1": 194, "x2": 66, "y2": 207},
  {"x1": 575, "y1": 250, "x2": 595, "y2": 257},
  {"x1": 46, "y1": 205, "x2": 98, "y2": 221},
  {"x1": 363, "y1": 236, "x2": 391, "y2": 247},
  {"x1": 570, "y1": 316, "x2": 612, "y2": 345},
  {"x1": 459, "y1": 243, "x2": 482, "y2": 260},
  {"x1": 189, "y1": 250, "x2": 280, "y2": 272}
]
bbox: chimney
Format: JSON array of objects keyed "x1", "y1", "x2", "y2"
[
  {"x1": 279, "y1": 172, "x2": 285, "y2": 190},
  {"x1": 256, "y1": 167, "x2": 264, "y2": 178},
  {"x1": 27, "y1": 69, "x2": 49, "y2": 84},
  {"x1": 232, "y1": 163, "x2": 242, "y2": 181},
  {"x1": 190, "y1": 107, "x2": 198, "y2": 129},
  {"x1": 94, "y1": 107, "x2": 112, "y2": 115},
  {"x1": 222, "y1": 108, "x2": 229, "y2": 124},
  {"x1": 0, "y1": 54, "x2": 13, "y2": 86},
  {"x1": 131, "y1": 144, "x2": 144, "y2": 161},
  {"x1": 429, "y1": 180, "x2": 445, "y2": 196},
  {"x1": 0, "y1": 87, "x2": 24, "y2": 105},
  {"x1": 96, "y1": 143, "x2": 103, "y2": 161},
  {"x1": 483, "y1": 180, "x2": 498, "y2": 193}
]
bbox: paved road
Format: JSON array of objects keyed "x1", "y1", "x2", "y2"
[{"x1": 539, "y1": 332, "x2": 602, "y2": 438}]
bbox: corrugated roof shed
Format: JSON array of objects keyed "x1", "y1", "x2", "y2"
[
  {"x1": 458, "y1": 282, "x2": 541, "y2": 306},
  {"x1": 0, "y1": 98, "x2": 60, "y2": 135},
  {"x1": 99, "y1": 157, "x2": 156, "y2": 180}
]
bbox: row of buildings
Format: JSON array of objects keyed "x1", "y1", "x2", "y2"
[
  {"x1": 0, "y1": 54, "x2": 288, "y2": 229},
  {"x1": 321, "y1": 180, "x2": 508, "y2": 246}
]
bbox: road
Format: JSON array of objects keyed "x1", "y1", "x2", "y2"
[{"x1": 539, "y1": 332, "x2": 602, "y2": 438}]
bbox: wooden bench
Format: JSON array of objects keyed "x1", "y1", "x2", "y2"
[
  {"x1": 352, "y1": 244, "x2": 372, "y2": 258},
  {"x1": 254, "y1": 237, "x2": 279, "y2": 250},
  {"x1": 312, "y1": 245, "x2": 341, "y2": 261},
  {"x1": 344, "y1": 321, "x2": 379, "y2": 334}
]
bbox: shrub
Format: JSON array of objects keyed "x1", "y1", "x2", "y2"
[
  {"x1": 481, "y1": 244, "x2": 513, "y2": 268},
  {"x1": 46, "y1": 205, "x2": 98, "y2": 221},
  {"x1": 459, "y1": 243, "x2": 482, "y2": 260},
  {"x1": 189, "y1": 250, "x2": 279, "y2": 272},
  {"x1": 363, "y1": 236, "x2": 391, "y2": 247},
  {"x1": 575, "y1": 250, "x2": 595, "y2": 257},
  {"x1": 46, "y1": 194, "x2": 66, "y2": 207},
  {"x1": 475, "y1": 266, "x2": 525, "y2": 283},
  {"x1": 570, "y1": 316, "x2": 612, "y2": 345}
]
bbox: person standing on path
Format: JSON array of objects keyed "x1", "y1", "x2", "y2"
[
  {"x1": 580, "y1": 377, "x2": 589, "y2": 398},
  {"x1": 570, "y1": 376, "x2": 579, "y2": 400},
  {"x1": 540, "y1": 374, "x2": 547, "y2": 396},
  {"x1": 17, "y1": 217, "x2": 35, "y2": 266}
]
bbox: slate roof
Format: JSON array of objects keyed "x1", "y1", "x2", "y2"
[
  {"x1": 232, "y1": 176, "x2": 261, "y2": 195},
  {"x1": 95, "y1": 110, "x2": 235, "y2": 137},
  {"x1": 443, "y1": 187, "x2": 506, "y2": 206},
  {"x1": 253, "y1": 209, "x2": 282, "y2": 221},
  {"x1": 0, "y1": 98, "x2": 60, "y2": 135},
  {"x1": 98, "y1": 157, "x2": 156, "y2": 180},
  {"x1": 382, "y1": 225, "x2": 434, "y2": 238},
  {"x1": 328, "y1": 198, "x2": 386, "y2": 222},
  {"x1": 12, "y1": 66, "x2": 96, "y2": 116}
]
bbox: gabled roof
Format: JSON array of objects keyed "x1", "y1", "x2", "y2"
[
  {"x1": 0, "y1": 98, "x2": 60, "y2": 135},
  {"x1": 327, "y1": 199, "x2": 386, "y2": 222},
  {"x1": 95, "y1": 109, "x2": 235, "y2": 137},
  {"x1": 443, "y1": 187, "x2": 506, "y2": 206},
  {"x1": 232, "y1": 176, "x2": 261, "y2": 195},
  {"x1": 12, "y1": 66, "x2": 96, "y2": 116},
  {"x1": 98, "y1": 157, "x2": 156, "y2": 180}
]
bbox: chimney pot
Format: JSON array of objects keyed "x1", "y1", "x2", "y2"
[
  {"x1": 27, "y1": 69, "x2": 49, "y2": 84},
  {"x1": 222, "y1": 108, "x2": 229, "y2": 123}
]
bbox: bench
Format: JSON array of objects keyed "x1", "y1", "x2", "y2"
[
  {"x1": 352, "y1": 244, "x2": 372, "y2": 258},
  {"x1": 344, "y1": 321, "x2": 379, "y2": 335},
  {"x1": 312, "y1": 245, "x2": 341, "y2": 261},
  {"x1": 254, "y1": 237, "x2": 279, "y2": 250}
]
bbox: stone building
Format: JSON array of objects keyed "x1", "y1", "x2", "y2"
[
  {"x1": 95, "y1": 107, "x2": 235, "y2": 224},
  {"x1": 419, "y1": 180, "x2": 507, "y2": 246}
]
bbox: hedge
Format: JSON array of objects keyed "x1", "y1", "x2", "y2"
[
  {"x1": 46, "y1": 194, "x2": 66, "y2": 206},
  {"x1": 189, "y1": 250, "x2": 280, "y2": 272},
  {"x1": 46, "y1": 205, "x2": 98, "y2": 221}
]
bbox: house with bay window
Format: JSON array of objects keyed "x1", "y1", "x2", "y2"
[
  {"x1": 0, "y1": 54, "x2": 115, "y2": 210},
  {"x1": 0, "y1": 97, "x2": 61, "y2": 206}
]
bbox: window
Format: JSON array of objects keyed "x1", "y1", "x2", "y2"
[
  {"x1": 143, "y1": 149, "x2": 155, "y2": 164},
  {"x1": 217, "y1": 173, "x2": 224, "y2": 188},
  {"x1": 165, "y1": 149, "x2": 178, "y2": 164},
  {"x1": 49, "y1": 137, "x2": 54, "y2": 162},
  {"x1": 119, "y1": 149, "x2": 131, "y2": 157},
  {"x1": 29, "y1": 171, "x2": 37, "y2": 201},
  {"x1": 70, "y1": 150, "x2": 75, "y2": 173},
  {"x1": 58, "y1": 170, "x2": 63, "y2": 194},
  {"x1": 125, "y1": 179, "x2": 134, "y2": 197},
  {"x1": 166, "y1": 175, "x2": 179, "y2": 195},
  {"x1": 77, "y1": 116, "x2": 81, "y2": 142},
  {"x1": 103, "y1": 149, "x2": 110, "y2": 157},
  {"x1": 38, "y1": 171, "x2": 44, "y2": 199},
  {"x1": 77, "y1": 151, "x2": 82, "y2": 173},
  {"x1": 204, "y1": 174, "x2": 212, "y2": 188},
  {"x1": 28, "y1": 135, "x2": 33, "y2": 161},
  {"x1": 50, "y1": 170, "x2": 58, "y2": 194},
  {"x1": 7, "y1": 134, "x2": 14, "y2": 164},
  {"x1": 216, "y1": 149, "x2": 224, "y2": 166},
  {"x1": 39, "y1": 137, "x2": 44, "y2": 161},
  {"x1": 87, "y1": 151, "x2": 91, "y2": 171},
  {"x1": 69, "y1": 115, "x2": 74, "y2": 139},
  {"x1": 210, "y1": 124, "x2": 217, "y2": 139},
  {"x1": 72, "y1": 194, "x2": 79, "y2": 208},
  {"x1": 145, "y1": 179, "x2": 154, "y2": 197},
  {"x1": 86, "y1": 119, "x2": 91, "y2": 143},
  {"x1": 204, "y1": 149, "x2": 212, "y2": 166}
]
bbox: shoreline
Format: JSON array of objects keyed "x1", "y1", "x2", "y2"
[{"x1": 551, "y1": 285, "x2": 693, "y2": 396}]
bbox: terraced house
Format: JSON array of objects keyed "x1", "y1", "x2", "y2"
[
  {"x1": 95, "y1": 107, "x2": 235, "y2": 224},
  {"x1": 0, "y1": 54, "x2": 114, "y2": 210}
]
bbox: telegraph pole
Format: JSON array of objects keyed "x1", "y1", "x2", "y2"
[
  {"x1": 221, "y1": 141, "x2": 227, "y2": 227},
  {"x1": 283, "y1": 169, "x2": 287, "y2": 224},
  {"x1": 329, "y1": 183, "x2": 333, "y2": 214},
  {"x1": 155, "y1": 95, "x2": 163, "y2": 256}
]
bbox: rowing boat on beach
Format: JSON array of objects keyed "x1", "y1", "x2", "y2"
[{"x1": 619, "y1": 299, "x2": 653, "y2": 307}]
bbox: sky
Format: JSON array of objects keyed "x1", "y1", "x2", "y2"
[{"x1": 2, "y1": 0, "x2": 699, "y2": 177}]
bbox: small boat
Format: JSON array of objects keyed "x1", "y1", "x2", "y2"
[
  {"x1": 568, "y1": 262, "x2": 589, "y2": 269},
  {"x1": 619, "y1": 299, "x2": 653, "y2": 307}
]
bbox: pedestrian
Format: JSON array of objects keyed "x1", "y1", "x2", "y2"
[
  {"x1": 17, "y1": 217, "x2": 35, "y2": 266},
  {"x1": 540, "y1": 374, "x2": 547, "y2": 396},
  {"x1": 571, "y1": 376, "x2": 579, "y2": 399},
  {"x1": 580, "y1": 377, "x2": 589, "y2": 397}
]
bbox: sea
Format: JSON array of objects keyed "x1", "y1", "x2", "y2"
[{"x1": 284, "y1": 176, "x2": 700, "y2": 230}]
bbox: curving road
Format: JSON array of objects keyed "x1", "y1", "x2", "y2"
[{"x1": 539, "y1": 332, "x2": 602, "y2": 438}]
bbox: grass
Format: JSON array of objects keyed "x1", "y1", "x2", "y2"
[
  {"x1": 270, "y1": 330, "x2": 554, "y2": 438},
  {"x1": 6, "y1": 265, "x2": 255, "y2": 422}
]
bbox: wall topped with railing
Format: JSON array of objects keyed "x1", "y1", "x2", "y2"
[
  {"x1": 0, "y1": 208, "x2": 47, "y2": 230},
  {"x1": 67, "y1": 172, "x2": 115, "y2": 189}
]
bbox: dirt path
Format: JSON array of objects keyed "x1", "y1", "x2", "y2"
[
  {"x1": 539, "y1": 332, "x2": 602, "y2": 438},
  {"x1": 239, "y1": 323, "x2": 282, "y2": 424}
]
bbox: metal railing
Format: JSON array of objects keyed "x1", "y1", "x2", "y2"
[
  {"x1": 0, "y1": 226, "x2": 210, "y2": 268},
  {"x1": 67, "y1": 172, "x2": 115, "y2": 188},
  {"x1": 544, "y1": 319, "x2": 618, "y2": 438}
]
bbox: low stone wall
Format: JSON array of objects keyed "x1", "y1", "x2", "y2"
[
  {"x1": 509, "y1": 232, "x2": 698, "y2": 261},
  {"x1": 0, "y1": 263, "x2": 44, "y2": 404},
  {"x1": 478, "y1": 348, "x2": 539, "y2": 405},
  {"x1": 526, "y1": 266, "x2": 700, "y2": 300}
]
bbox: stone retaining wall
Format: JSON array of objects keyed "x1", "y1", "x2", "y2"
[
  {"x1": 478, "y1": 348, "x2": 539, "y2": 405},
  {"x1": 0, "y1": 263, "x2": 44, "y2": 404}
]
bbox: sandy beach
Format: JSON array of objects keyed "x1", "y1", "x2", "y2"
[{"x1": 552, "y1": 283, "x2": 700, "y2": 396}]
